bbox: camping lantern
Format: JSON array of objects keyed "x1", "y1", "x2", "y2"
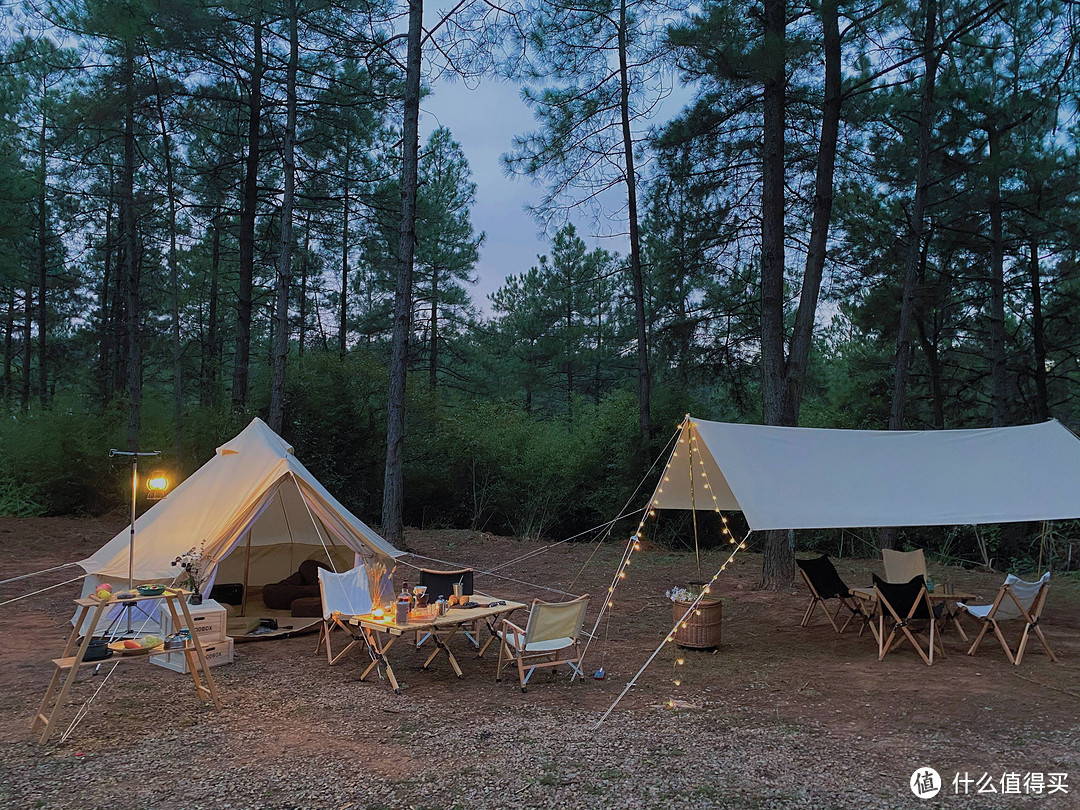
[{"x1": 146, "y1": 471, "x2": 170, "y2": 500}]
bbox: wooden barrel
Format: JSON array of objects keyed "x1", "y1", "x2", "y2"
[{"x1": 673, "y1": 598, "x2": 722, "y2": 649}]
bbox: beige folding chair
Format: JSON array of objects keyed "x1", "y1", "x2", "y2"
[
  {"x1": 315, "y1": 566, "x2": 375, "y2": 665},
  {"x1": 496, "y1": 594, "x2": 589, "y2": 692},
  {"x1": 960, "y1": 572, "x2": 1056, "y2": 666},
  {"x1": 882, "y1": 548, "x2": 927, "y2": 583}
]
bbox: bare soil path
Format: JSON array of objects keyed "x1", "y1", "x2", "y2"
[{"x1": 1, "y1": 517, "x2": 1077, "y2": 809}]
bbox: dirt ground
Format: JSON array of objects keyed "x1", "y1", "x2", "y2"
[{"x1": 1, "y1": 515, "x2": 1078, "y2": 810}]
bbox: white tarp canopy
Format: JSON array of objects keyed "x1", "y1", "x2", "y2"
[
  {"x1": 652, "y1": 417, "x2": 1080, "y2": 531},
  {"x1": 78, "y1": 418, "x2": 401, "y2": 590}
]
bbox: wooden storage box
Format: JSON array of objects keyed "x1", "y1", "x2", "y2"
[
  {"x1": 673, "y1": 599, "x2": 722, "y2": 649},
  {"x1": 169, "y1": 599, "x2": 227, "y2": 643},
  {"x1": 151, "y1": 637, "x2": 234, "y2": 674}
]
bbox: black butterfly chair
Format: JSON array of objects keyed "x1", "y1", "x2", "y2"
[
  {"x1": 796, "y1": 555, "x2": 868, "y2": 634},
  {"x1": 417, "y1": 568, "x2": 481, "y2": 651},
  {"x1": 873, "y1": 574, "x2": 944, "y2": 666}
]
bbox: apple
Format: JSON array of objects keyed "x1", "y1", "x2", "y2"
[{"x1": 97, "y1": 583, "x2": 112, "y2": 592}]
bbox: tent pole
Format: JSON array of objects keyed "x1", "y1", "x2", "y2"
[{"x1": 240, "y1": 530, "x2": 252, "y2": 617}]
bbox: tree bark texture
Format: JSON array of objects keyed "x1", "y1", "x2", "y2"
[
  {"x1": 122, "y1": 44, "x2": 142, "y2": 452},
  {"x1": 1030, "y1": 234, "x2": 1048, "y2": 421},
  {"x1": 880, "y1": 0, "x2": 938, "y2": 551},
  {"x1": 758, "y1": 0, "x2": 793, "y2": 589},
  {"x1": 269, "y1": 0, "x2": 298, "y2": 433},
  {"x1": 232, "y1": 14, "x2": 262, "y2": 410},
  {"x1": 429, "y1": 265, "x2": 439, "y2": 389},
  {"x1": 618, "y1": 0, "x2": 651, "y2": 447},
  {"x1": 988, "y1": 126, "x2": 1007, "y2": 426},
  {"x1": 381, "y1": 0, "x2": 423, "y2": 547},
  {"x1": 37, "y1": 75, "x2": 48, "y2": 408},
  {"x1": 781, "y1": 0, "x2": 840, "y2": 425},
  {"x1": 152, "y1": 64, "x2": 183, "y2": 464},
  {"x1": 340, "y1": 141, "x2": 350, "y2": 357}
]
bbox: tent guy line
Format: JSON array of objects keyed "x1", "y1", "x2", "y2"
[
  {"x1": 0, "y1": 562, "x2": 79, "y2": 587},
  {"x1": 0, "y1": 574, "x2": 89, "y2": 609}
]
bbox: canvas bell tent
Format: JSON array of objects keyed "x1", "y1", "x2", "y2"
[{"x1": 76, "y1": 418, "x2": 401, "y2": 634}]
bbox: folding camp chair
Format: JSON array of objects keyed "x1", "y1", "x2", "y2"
[
  {"x1": 796, "y1": 555, "x2": 869, "y2": 634},
  {"x1": 417, "y1": 568, "x2": 480, "y2": 649},
  {"x1": 874, "y1": 574, "x2": 943, "y2": 666},
  {"x1": 882, "y1": 548, "x2": 928, "y2": 583},
  {"x1": 315, "y1": 566, "x2": 376, "y2": 665},
  {"x1": 960, "y1": 572, "x2": 1057, "y2": 666},
  {"x1": 496, "y1": 594, "x2": 590, "y2": 692}
]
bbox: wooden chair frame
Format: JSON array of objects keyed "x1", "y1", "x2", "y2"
[
  {"x1": 965, "y1": 580, "x2": 1057, "y2": 666},
  {"x1": 315, "y1": 611, "x2": 375, "y2": 665},
  {"x1": 495, "y1": 595, "x2": 589, "y2": 693},
  {"x1": 876, "y1": 583, "x2": 943, "y2": 666},
  {"x1": 798, "y1": 568, "x2": 868, "y2": 634}
]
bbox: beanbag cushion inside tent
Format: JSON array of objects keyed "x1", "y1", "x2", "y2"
[{"x1": 76, "y1": 418, "x2": 402, "y2": 639}]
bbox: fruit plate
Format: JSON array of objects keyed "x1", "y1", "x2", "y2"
[{"x1": 107, "y1": 640, "x2": 165, "y2": 656}]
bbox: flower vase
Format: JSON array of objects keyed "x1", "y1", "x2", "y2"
[{"x1": 189, "y1": 590, "x2": 203, "y2": 606}]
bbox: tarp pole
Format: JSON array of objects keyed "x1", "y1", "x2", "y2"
[
  {"x1": 689, "y1": 423, "x2": 700, "y2": 575},
  {"x1": 240, "y1": 530, "x2": 252, "y2": 617}
]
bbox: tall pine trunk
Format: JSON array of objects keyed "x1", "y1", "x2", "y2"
[
  {"x1": 2, "y1": 293, "x2": 13, "y2": 401},
  {"x1": 382, "y1": 0, "x2": 423, "y2": 546},
  {"x1": 618, "y1": 0, "x2": 650, "y2": 446},
  {"x1": 781, "y1": 0, "x2": 840, "y2": 425},
  {"x1": 232, "y1": 14, "x2": 263, "y2": 410},
  {"x1": 269, "y1": 0, "x2": 298, "y2": 433},
  {"x1": 299, "y1": 213, "x2": 310, "y2": 357},
  {"x1": 340, "y1": 141, "x2": 350, "y2": 356},
  {"x1": 988, "y1": 126, "x2": 1007, "y2": 426},
  {"x1": 97, "y1": 195, "x2": 114, "y2": 407},
  {"x1": 429, "y1": 266, "x2": 439, "y2": 389},
  {"x1": 151, "y1": 65, "x2": 183, "y2": 464},
  {"x1": 1030, "y1": 232, "x2": 1048, "y2": 421},
  {"x1": 21, "y1": 277, "x2": 31, "y2": 411},
  {"x1": 758, "y1": 0, "x2": 792, "y2": 590},
  {"x1": 881, "y1": 0, "x2": 938, "y2": 551},
  {"x1": 203, "y1": 213, "x2": 221, "y2": 408},
  {"x1": 122, "y1": 44, "x2": 142, "y2": 452},
  {"x1": 37, "y1": 76, "x2": 49, "y2": 408}
]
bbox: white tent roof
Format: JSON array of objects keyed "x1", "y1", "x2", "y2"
[
  {"x1": 79, "y1": 418, "x2": 401, "y2": 580},
  {"x1": 652, "y1": 417, "x2": 1080, "y2": 531}
]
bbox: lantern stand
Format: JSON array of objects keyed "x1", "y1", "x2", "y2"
[{"x1": 108, "y1": 449, "x2": 164, "y2": 634}]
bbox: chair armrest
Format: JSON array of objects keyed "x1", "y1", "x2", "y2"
[{"x1": 500, "y1": 617, "x2": 525, "y2": 646}]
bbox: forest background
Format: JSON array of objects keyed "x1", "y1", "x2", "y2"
[{"x1": 2, "y1": 0, "x2": 1079, "y2": 581}]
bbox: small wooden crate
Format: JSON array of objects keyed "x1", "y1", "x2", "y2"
[{"x1": 673, "y1": 599, "x2": 722, "y2": 649}]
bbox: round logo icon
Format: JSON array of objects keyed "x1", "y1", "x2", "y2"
[{"x1": 911, "y1": 767, "x2": 942, "y2": 799}]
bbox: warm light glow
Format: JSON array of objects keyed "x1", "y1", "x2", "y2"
[{"x1": 146, "y1": 472, "x2": 169, "y2": 492}]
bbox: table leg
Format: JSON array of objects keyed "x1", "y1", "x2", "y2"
[
  {"x1": 425, "y1": 626, "x2": 463, "y2": 677},
  {"x1": 944, "y1": 603, "x2": 969, "y2": 642},
  {"x1": 360, "y1": 629, "x2": 402, "y2": 693}
]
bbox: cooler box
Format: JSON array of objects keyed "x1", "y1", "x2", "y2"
[
  {"x1": 170, "y1": 599, "x2": 227, "y2": 643},
  {"x1": 151, "y1": 637, "x2": 234, "y2": 674}
]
